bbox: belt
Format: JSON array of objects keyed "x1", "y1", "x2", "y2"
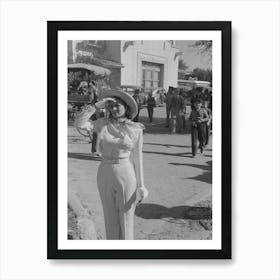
[{"x1": 101, "y1": 157, "x2": 130, "y2": 164}]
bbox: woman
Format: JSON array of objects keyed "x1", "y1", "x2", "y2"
[{"x1": 74, "y1": 89, "x2": 148, "y2": 240}]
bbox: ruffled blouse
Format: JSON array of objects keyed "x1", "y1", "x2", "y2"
[
  {"x1": 74, "y1": 109, "x2": 145, "y2": 187},
  {"x1": 92, "y1": 118, "x2": 144, "y2": 159}
]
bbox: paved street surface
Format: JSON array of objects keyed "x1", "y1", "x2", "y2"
[{"x1": 68, "y1": 106, "x2": 212, "y2": 240}]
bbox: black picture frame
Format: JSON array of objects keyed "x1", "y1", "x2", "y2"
[{"x1": 47, "y1": 21, "x2": 231, "y2": 259}]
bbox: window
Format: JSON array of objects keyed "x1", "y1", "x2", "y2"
[{"x1": 141, "y1": 62, "x2": 162, "y2": 90}]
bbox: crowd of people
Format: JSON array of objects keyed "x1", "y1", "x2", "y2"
[
  {"x1": 130, "y1": 85, "x2": 212, "y2": 158},
  {"x1": 164, "y1": 86, "x2": 212, "y2": 157},
  {"x1": 69, "y1": 81, "x2": 212, "y2": 158}
]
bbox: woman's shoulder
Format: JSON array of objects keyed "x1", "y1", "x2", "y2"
[{"x1": 127, "y1": 121, "x2": 145, "y2": 131}]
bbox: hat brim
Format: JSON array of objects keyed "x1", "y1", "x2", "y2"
[{"x1": 100, "y1": 89, "x2": 138, "y2": 119}]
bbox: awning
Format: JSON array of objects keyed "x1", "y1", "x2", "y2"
[
  {"x1": 92, "y1": 58, "x2": 124, "y2": 69},
  {"x1": 68, "y1": 63, "x2": 111, "y2": 76}
]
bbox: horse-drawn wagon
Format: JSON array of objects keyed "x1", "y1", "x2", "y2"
[{"x1": 68, "y1": 63, "x2": 111, "y2": 121}]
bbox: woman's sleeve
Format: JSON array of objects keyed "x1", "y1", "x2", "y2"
[
  {"x1": 131, "y1": 129, "x2": 145, "y2": 188},
  {"x1": 74, "y1": 106, "x2": 97, "y2": 131}
]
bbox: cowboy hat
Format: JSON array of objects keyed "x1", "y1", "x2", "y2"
[{"x1": 99, "y1": 89, "x2": 138, "y2": 119}]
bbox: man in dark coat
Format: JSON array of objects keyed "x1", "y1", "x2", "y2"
[{"x1": 133, "y1": 89, "x2": 141, "y2": 122}]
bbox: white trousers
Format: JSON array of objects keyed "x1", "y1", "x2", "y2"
[{"x1": 97, "y1": 159, "x2": 137, "y2": 240}]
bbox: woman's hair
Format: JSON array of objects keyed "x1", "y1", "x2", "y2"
[{"x1": 107, "y1": 97, "x2": 132, "y2": 119}]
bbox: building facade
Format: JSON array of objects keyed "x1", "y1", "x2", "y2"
[{"x1": 68, "y1": 40, "x2": 180, "y2": 91}]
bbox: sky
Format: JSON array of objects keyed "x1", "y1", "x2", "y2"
[{"x1": 175, "y1": 40, "x2": 212, "y2": 71}]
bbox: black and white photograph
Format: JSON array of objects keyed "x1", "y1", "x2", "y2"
[
  {"x1": 67, "y1": 39, "x2": 214, "y2": 241},
  {"x1": 48, "y1": 21, "x2": 231, "y2": 259}
]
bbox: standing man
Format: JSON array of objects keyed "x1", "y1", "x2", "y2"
[
  {"x1": 190, "y1": 88, "x2": 199, "y2": 110},
  {"x1": 179, "y1": 90, "x2": 187, "y2": 131},
  {"x1": 133, "y1": 89, "x2": 141, "y2": 122},
  {"x1": 189, "y1": 98, "x2": 209, "y2": 157},
  {"x1": 203, "y1": 99, "x2": 212, "y2": 146},
  {"x1": 164, "y1": 86, "x2": 174, "y2": 127},
  {"x1": 146, "y1": 91, "x2": 156, "y2": 122},
  {"x1": 169, "y1": 88, "x2": 184, "y2": 134}
]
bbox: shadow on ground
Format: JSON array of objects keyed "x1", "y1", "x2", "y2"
[
  {"x1": 135, "y1": 203, "x2": 212, "y2": 220},
  {"x1": 143, "y1": 150, "x2": 193, "y2": 157},
  {"x1": 169, "y1": 160, "x2": 212, "y2": 184},
  {"x1": 144, "y1": 142, "x2": 191, "y2": 149},
  {"x1": 140, "y1": 116, "x2": 170, "y2": 134},
  {"x1": 68, "y1": 152, "x2": 102, "y2": 161},
  {"x1": 139, "y1": 115, "x2": 191, "y2": 135}
]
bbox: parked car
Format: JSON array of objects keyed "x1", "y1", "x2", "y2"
[{"x1": 177, "y1": 79, "x2": 211, "y2": 92}]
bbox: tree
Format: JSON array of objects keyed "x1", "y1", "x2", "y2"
[
  {"x1": 191, "y1": 40, "x2": 212, "y2": 53},
  {"x1": 192, "y1": 68, "x2": 212, "y2": 83},
  {"x1": 178, "y1": 59, "x2": 189, "y2": 79},
  {"x1": 191, "y1": 40, "x2": 212, "y2": 61},
  {"x1": 178, "y1": 59, "x2": 189, "y2": 70}
]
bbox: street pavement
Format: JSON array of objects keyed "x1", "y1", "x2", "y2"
[{"x1": 68, "y1": 106, "x2": 212, "y2": 240}]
